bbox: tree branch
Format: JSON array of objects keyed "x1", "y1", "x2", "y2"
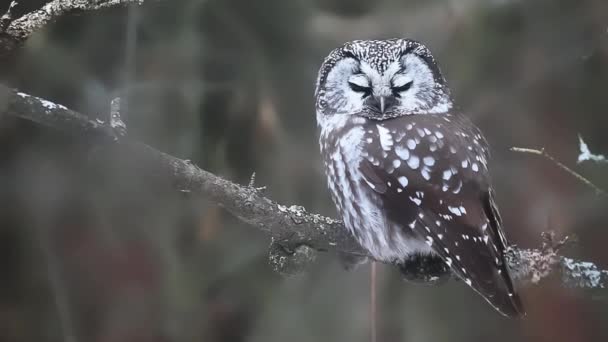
[
  {"x1": 1, "y1": 84, "x2": 607, "y2": 288},
  {"x1": 511, "y1": 146, "x2": 607, "y2": 197},
  {"x1": 0, "y1": 0, "x2": 164, "y2": 56}
]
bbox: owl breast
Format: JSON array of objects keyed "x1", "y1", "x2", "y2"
[{"x1": 319, "y1": 114, "x2": 432, "y2": 263}]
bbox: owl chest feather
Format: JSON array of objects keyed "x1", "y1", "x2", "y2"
[{"x1": 319, "y1": 115, "x2": 431, "y2": 262}]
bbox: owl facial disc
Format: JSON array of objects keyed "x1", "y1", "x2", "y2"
[{"x1": 315, "y1": 39, "x2": 453, "y2": 120}]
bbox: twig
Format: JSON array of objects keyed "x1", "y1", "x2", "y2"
[
  {"x1": 578, "y1": 135, "x2": 607, "y2": 164},
  {"x1": 248, "y1": 172, "x2": 257, "y2": 188},
  {"x1": 1, "y1": 85, "x2": 608, "y2": 289},
  {"x1": 0, "y1": 1, "x2": 18, "y2": 32},
  {"x1": 110, "y1": 97, "x2": 127, "y2": 137},
  {"x1": 510, "y1": 147, "x2": 607, "y2": 197}
]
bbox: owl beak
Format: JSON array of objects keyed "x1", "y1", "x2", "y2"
[{"x1": 370, "y1": 95, "x2": 396, "y2": 114}]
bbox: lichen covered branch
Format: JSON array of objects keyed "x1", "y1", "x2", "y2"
[
  {"x1": 1, "y1": 84, "x2": 607, "y2": 288},
  {"x1": 0, "y1": 0, "x2": 162, "y2": 55}
]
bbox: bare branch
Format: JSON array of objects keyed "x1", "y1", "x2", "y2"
[
  {"x1": 1, "y1": 84, "x2": 607, "y2": 289},
  {"x1": 511, "y1": 146, "x2": 607, "y2": 197},
  {"x1": 0, "y1": 1, "x2": 18, "y2": 32},
  {"x1": 0, "y1": 0, "x2": 164, "y2": 55}
]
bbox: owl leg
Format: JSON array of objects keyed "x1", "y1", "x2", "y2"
[
  {"x1": 336, "y1": 252, "x2": 369, "y2": 271},
  {"x1": 398, "y1": 253, "x2": 451, "y2": 285}
]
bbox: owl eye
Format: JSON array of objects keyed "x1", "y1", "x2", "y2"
[
  {"x1": 392, "y1": 81, "x2": 413, "y2": 96},
  {"x1": 348, "y1": 82, "x2": 372, "y2": 97}
]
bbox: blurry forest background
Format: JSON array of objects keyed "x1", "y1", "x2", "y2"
[{"x1": 1, "y1": 0, "x2": 608, "y2": 341}]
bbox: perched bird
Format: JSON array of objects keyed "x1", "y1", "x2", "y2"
[{"x1": 315, "y1": 39, "x2": 524, "y2": 317}]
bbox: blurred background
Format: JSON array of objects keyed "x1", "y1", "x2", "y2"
[{"x1": 0, "y1": 0, "x2": 607, "y2": 341}]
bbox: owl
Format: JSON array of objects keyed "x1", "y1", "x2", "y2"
[{"x1": 315, "y1": 39, "x2": 524, "y2": 317}]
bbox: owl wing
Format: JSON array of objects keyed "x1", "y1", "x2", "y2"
[{"x1": 358, "y1": 114, "x2": 524, "y2": 317}]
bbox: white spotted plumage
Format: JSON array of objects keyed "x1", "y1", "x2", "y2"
[{"x1": 316, "y1": 39, "x2": 524, "y2": 317}]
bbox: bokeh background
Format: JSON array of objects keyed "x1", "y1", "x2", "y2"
[{"x1": 1, "y1": 0, "x2": 608, "y2": 341}]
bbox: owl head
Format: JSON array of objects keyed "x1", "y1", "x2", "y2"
[{"x1": 315, "y1": 39, "x2": 452, "y2": 120}]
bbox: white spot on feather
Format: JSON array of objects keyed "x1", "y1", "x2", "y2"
[
  {"x1": 409, "y1": 196, "x2": 422, "y2": 205},
  {"x1": 406, "y1": 139, "x2": 416, "y2": 150},
  {"x1": 452, "y1": 180, "x2": 462, "y2": 194},
  {"x1": 448, "y1": 206, "x2": 462, "y2": 216},
  {"x1": 442, "y1": 169, "x2": 452, "y2": 180},
  {"x1": 423, "y1": 156, "x2": 435, "y2": 166},
  {"x1": 445, "y1": 257, "x2": 453, "y2": 266},
  {"x1": 407, "y1": 155, "x2": 420, "y2": 169},
  {"x1": 421, "y1": 167, "x2": 431, "y2": 180},
  {"x1": 377, "y1": 125, "x2": 393, "y2": 151},
  {"x1": 395, "y1": 145, "x2": 410, "y2": 160}
]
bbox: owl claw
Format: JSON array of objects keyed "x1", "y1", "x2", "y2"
[
  {"x1": 398, "y1": 254, "x2": 451, "y2": 285},
  {"x1": 337, "y1": 252, "x2": 369, "y2": 270},
  {"x1": 268, "y1": 239, "x2": 316, "y2": 277}
]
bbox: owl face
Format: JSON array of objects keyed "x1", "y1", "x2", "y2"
[{"x1": 315, "y1": 39, "x2": 453, "y2": 120}]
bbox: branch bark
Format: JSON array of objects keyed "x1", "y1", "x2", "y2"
[
  {"x1": 1, "y1": 84, "x2": 607, "y2": 288},
  {"x1": 0, "y1": 0, "x2": 163, "y2": 56}
]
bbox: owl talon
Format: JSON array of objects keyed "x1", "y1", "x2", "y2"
[
  {"x1": 398, "y1": 255, "x2": 451, "y2": 285},
  {"x1": 337, "y1": 252, "x2": 369, "y2": 270},
  {"x1": 268, "y1": 239, "x2": 316, "y2": 276}
]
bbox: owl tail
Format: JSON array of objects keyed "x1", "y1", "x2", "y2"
[{"x1": 471, "y1": 264, "x2": 525, "y2": 318}]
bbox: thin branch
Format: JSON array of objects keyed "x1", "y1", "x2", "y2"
[
  {"x1": 510, "y1": 146, "x2": 607, "y2": 197},
  {"x1": 0, "y1": 0, "x2": 164, "y2": 56},
  {"x1": 0, "y1": 1, "x2": 18, "y2": 32},
  {"x1": 109, "y1": 97, "x2": 127, "y2": 137},
  {"x1": 1, "y1": 85, "x2": 607, "y2": 289}
]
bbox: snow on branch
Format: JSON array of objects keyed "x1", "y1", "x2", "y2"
[
  {"x1": 578, "y1": 135, "x2": 607, "y2": 164},
  {"x1": 0, "y1": 0, "x2": 164, "y2": 55},
  {"x1": 1, "y1": 84, "x2": 607, "y2": 289}
]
